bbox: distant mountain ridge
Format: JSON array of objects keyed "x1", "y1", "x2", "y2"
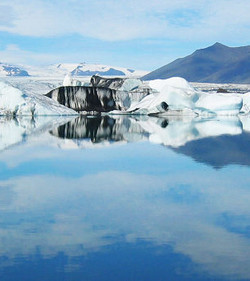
[
  {"x1": 142, "y1": 43, "x2": 250, "y2": 83},
  {"x1": 0, "y1": 63, "x2": 29, "y2": 77},
  {"x1": 50, "y1": 63, "x2": 141, "y2": 77},
  {"x1": 0, "y1": 62, "x2": 148, "y2": 77}
]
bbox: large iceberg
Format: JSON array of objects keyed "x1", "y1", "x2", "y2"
[
  {"x1": 0, "y1": 81, "x2": 77, "y2": 116},
  {"x1": 46, "y1": 76, "x2": 150, "y2": 113},
  {"x1": 141, "y1": 77, "x2": 243, "y2": 115},
  {"x1": 195, "y1": 93, "x2": 242, "y2": 115}
]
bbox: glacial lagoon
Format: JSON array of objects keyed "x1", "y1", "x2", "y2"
[{"x1": 0, "y1": 115, "x2": 250, "y2": 281}]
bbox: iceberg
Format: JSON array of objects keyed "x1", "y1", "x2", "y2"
[
  {"x1": 0, "y1": 81, "x2": 77, "y2": 116},
  {"x1": 238, "y1": 92, "x2": 250, "y2": 113},
  {"x1": 195, "y1": 93, "x2": 243, "y2": 115},
  {"x1": 63, "y1": 74, "x2": 73, "y2": 86},
  {"x1": 144, "y1": 77, "x2": 199, "y2": 112},
  {"x1": 90, "y1": 75, "x2": 143, "y2": 91},
  {"x1": 46, "y1": 75, "x2": 248, "y2": 116},
  {"x1": 63, "y1": 74, "x2": 87, "y2": 87},
  {"x1": 144, "y1": 77, "x2": 243, "y2": 116},
  {"x1": 46, "y1": 76, "x2": 150, "y2": 113}
]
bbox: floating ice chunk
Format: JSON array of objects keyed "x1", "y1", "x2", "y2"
[
  {"x1": 159, "y1": 84, "x2": 197, "y2": 110},
  {"x1": 238, "y1": 92, "x2": 250, "y2": 113},
  {"x1": 0, "y1": 81, "x2": 25, "y2": 114},
  {"x1": 0, "y1": 81, "x2": 77, "y2": 116},
  {"x1": 140, "y1": 77, "x2": 243, "y2": 115},
  {"x1": 63, "y1": 74, "x2": 93, "y2": 87},
  {"x1": 127, "y1": 91, "x2": 168, "y2": 114},
  {"x1": 90, "y1": 75, "x2": 139, "y2": 91},
  {"x1": 63, "y1": 74, "x2": 73, "y2": 86},
  {"x1": 90, "y1": 75, "x2": 143, "y2": 92},
  {"x1": 72, "y1": 80, "x2": 82, "y2": 86},
  {"x1": 195, "y1": 93, "x2": 243, "y2": 115},
  {"x1": 119, "y1": 78, "x2": 142, "y2": 91},
  {"x1": 149, "y1": 77, "x2": 195, "y2": 93},
  {"x1": 128, "y1": 77, "x2": 199, "y2": 114}
]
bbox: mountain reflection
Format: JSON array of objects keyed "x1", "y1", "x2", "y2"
[
  {"x1": 50, "y1": 115, "x2": 250, "y2": 168},
  {"x1": 0, "y1": 115, "x2": 250, "y2": 281},
  {"x1": 0, "y1": 114, "x2": 250, "y2": 168}
]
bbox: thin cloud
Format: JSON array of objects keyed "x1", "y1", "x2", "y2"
[
  {"x1": 0, "y1": 169, "x2": 250, "y2": 278},
  {"x1": 0, "y1": 5, "x2": 15, "y2": 27},
  {"x1": 0, "y1": 45, "x2": 62, "y2": 65},
  {"x1": 0, "y1": 0, "x2": 249, "y2": 42}
]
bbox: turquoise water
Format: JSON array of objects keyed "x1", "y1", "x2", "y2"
[{"x1": 0, "y1": 115, "x2": 250, "y2": 281}]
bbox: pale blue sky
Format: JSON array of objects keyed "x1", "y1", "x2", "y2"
[{"x1": 0, "y1": 0, "x2": 250, "y2": 70}]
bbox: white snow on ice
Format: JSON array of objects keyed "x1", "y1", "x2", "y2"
[
  {"x1": 1, "y1": 76, "x2": 250, "y2": 117},
  {"x1": 0, "y1": 80, "x2": 77, "y2": 116},
  {"x1": 126, "y1": 77, "x2": 249, "y2": 116}
]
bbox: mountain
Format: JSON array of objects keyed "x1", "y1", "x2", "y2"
[
  {"x1": 172, "y1": 131, "x2": 250, "y2": 169},
  {"x1": 142, "y1": 43, "x2": 250, "y2": 83},
  {"x1": 0, "y1": 63, "x2": 29, "y2": 77},
  {"x1": 0, "y1": 62, "x2": 148, "y2": 78},
  {"x1": 47, "y1": 63, "x2": 148, "y2": 77}
]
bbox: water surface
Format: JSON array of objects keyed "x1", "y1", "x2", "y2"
[{"x1": 0, "y1": 115, "x2": 250, "y2": 281}]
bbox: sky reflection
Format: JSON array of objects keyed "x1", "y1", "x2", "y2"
[{"x1": 0, "y1": 116, "x2": 249, "y2": 281}]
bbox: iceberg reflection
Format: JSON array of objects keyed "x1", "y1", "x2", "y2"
[
  {"x1": 0, "y1": 115, "x2": 250, "y2": 280},
  {"x1": 49, "y1": 115, "x2": 250, "y2": 168},
  {"x1": 0, "y1": 115, "x2": 74, "y2": 151},
  {"x1": 0, "y1": 115, "x2": 250, "y2": 168}
]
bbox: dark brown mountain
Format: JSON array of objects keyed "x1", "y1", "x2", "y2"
[{"x1": 142, "y1": 43, "x2": 250, "y2": 83}]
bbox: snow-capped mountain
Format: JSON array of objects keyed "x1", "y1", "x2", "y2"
[
  {"x1": 0, "y1": 63, "x2": 29, "y2": 77},
  {"x1": 0, "y1": 62, "x2": 148, "y2": 78},
  {"x1": 46, "y1": 63, "x2": 148, "y2": 77}
]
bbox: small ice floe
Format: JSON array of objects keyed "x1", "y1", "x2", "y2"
[{"x1": 63, "y1": 74, "x2": 89, "y2": 86}]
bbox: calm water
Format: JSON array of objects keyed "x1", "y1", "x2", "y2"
[{"x1": 0, "y1": 115, "x2": 250, "y2": 281}]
